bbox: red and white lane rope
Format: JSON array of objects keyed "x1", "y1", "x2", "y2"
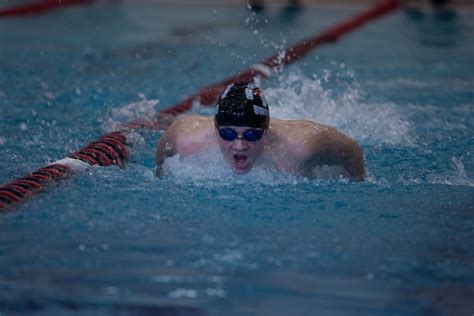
[
  {"x1": 0, "y1": 0, "x2": 400, "y2": 211},
  {"x1": 0, "y1": 132, "x2": 128, "y2": 211}
]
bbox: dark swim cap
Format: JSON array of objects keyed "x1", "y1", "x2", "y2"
[{"x1": 215, "y1": 82, "x2": 270, "y2": 129}]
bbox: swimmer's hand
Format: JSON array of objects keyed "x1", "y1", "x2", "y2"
[{"x1": 155, "y1": 118, "x2": 180, "y2": 177}]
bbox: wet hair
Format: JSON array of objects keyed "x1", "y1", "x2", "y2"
[{"x1": 215, "y1": 82, "x2": 270, "y2": 129}]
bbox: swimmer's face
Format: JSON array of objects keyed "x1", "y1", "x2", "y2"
[{"x1": 216, "y1": 126, "x2": 265, "y2": 174}]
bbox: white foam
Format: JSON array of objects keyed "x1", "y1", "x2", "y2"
[
  {"x1": 51, "y1": 158, "x2": 89, "y2": 171},
  {"x1": 427, "y1": 157, "x2": 474, "y2": 187},
  {"x1": 264, "y1": 69, "x2": 414, "y2": 146},
  {"x1": 162, "y1": 149, "x2": 303, "y2": 186},
  {"x1": 161, "y1": 148, "x2": 352, "y2": 186},
  {"x1": 104, "y1": 99, "x2": 160, "y2": 131}
]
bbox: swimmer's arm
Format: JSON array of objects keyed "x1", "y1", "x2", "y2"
[
  {"x1": 156, "y1": 116, "x2": 213, "y2": 176},
  {"x1": 306, "y1": 127, "x2": 365, "y2": 181},
  {"x1": 155, "y1": 123, "x2": 179, "y2": 177}
]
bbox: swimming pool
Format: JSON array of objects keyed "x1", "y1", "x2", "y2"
[{"x1": 1, "y1": 1, "x2": 473, "y2": 315}]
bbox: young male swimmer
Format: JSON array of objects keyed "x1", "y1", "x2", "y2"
[{"x1": 156, "y1": 82, "x2": 365, "y2": 180}]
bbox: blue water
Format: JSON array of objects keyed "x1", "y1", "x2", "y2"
[{"x1": 1, "y1": 2, "x2": 473, "y2": 315}]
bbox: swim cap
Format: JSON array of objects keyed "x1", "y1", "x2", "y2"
[{"x1": 215, "y1": 82, "x2": 270, "y2": 129}]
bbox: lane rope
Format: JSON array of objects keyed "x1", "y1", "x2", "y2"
[
  {"x1": 0, "y1": 0, "x2": 400, "y2": 211},
  {"x1": 0, "y1": 0, "x2": 92, "y2": 17},
  {"x1": 1, "y1": 132, "x2": 128, "y2": 211}
]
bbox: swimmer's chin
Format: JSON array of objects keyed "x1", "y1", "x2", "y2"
[
  {"x1": 231, "y1": 161, "x2": 252, "y2": 174},
  {"x1": 232, "y1": 161, "x2": 252, "y2": 174},
  {"x1": 232, "y1": 167, "x2": 251, "y2": 174}
]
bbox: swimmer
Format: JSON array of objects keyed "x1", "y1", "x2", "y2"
[{"x1": 156, "y1": 82, "x2": 365, "y2": 181}]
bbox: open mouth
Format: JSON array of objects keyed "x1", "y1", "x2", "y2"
[{"x1": 233, "y1": 154, "x2": 248, "y2": 170}]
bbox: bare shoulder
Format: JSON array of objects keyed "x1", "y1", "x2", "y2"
[
  {"x1": 267, "y1": 118, "x2": 365, "y2": 180},
  {"x1": 156, "y1": 115, "x2": 216, "y2": 175},
  {"x1": 269, "y1": 118, "x2": 336, "y2": 147},
  {"x1": 170, "y1": 115, "x2": 213, "y2": 136},
  {"x1": 266, "y1": 119, "x2": 326, "y2": 164},
  {"x1": 271, "y1": 118, "x2": 333, "y2": 132},
  {"x1": 163, "y1": 115, "x2": 216, "y2": 156}
]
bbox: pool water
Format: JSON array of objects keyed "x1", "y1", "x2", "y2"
[{"x1": 1, "y1": 1, "x2": 473, "y2": 315}]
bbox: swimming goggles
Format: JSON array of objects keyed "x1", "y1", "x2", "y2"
[{"x1": 218, "y1": 128, "x2": 264, "y2": 142}]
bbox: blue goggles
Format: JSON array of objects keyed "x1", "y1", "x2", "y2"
[{"x1": 218, "y1": 127, "x2": 264, "y2": 142}]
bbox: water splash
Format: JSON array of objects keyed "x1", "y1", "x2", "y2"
[
  {"x1": 161, "y1": 148, "x2": 353, "y2": 186},
  {"x1": 427, "y1": 157, "x2": 473, "y2": 187},
  {"x1": 162, "y1": 149, "x2": 303, "y2": 186},
  {"x1": 104, "y1": 99, "x2": 160, "y2": 131},
  {"x1": 265, "y1": 67, "x2": 414, "y2": 146},
  {"x1": 244, "y1": 9, "x2": 288, "y2": 52}
]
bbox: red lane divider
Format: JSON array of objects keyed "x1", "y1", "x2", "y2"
[
  {"x1": 0, "y1": 132, "x2": 127, "y2": 212},
  {"x1": 262, "y1": 0, "x2": 400, "y2": 68},
  {"x1": 0, "y1": 0, "x2": 400, "y2": 211},
  {"x1": 0, "y1": 164, "x2": 71, "y2": 211},
  {"x1": 0, "y1": 0, "x2": 93, "y2": 18}
]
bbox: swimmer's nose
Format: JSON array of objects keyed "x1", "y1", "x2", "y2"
[{"x1": 232, "y1": 138, "x2": 248, "y2": 150}]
